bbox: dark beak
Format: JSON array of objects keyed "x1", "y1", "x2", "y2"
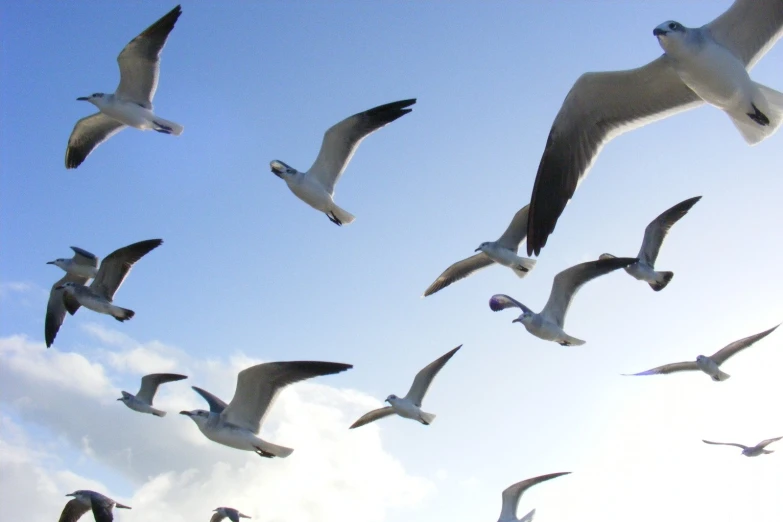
[
  {"x1": 512, "y1": 318, "x2": 521, "y2": 324},
  {"x1": 474, "y1": 247, "x2": 481, "y2": 252},
  {"x1": 179, "y1": 411, "x2": 191, "y2": 416},
  {"x1": 653, "y1": 28, "x2": 667, "y2": 36},
  {"x1": 77, "y1": 97, "x2": 89, "y2": 101},
  {"x1": 46, "y1": 261, "x2": 55, "y2": 265},
  {"x1": 270, "y1": 168, "x2": 283, "y2": 179},
  {"x1": 55, "y1": 285, "x2": 65, "y2": 290},
  {"x1": 117, "y1": 398, "x2": 123, "y2": 401}
]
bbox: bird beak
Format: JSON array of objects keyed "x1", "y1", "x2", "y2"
[
  {"x1": 117, "y1": 398, "x2": 123, "y2": 401},
  {"x1": 65, "y1": 493, "x2": 75, "y2": 497},
  {"x1": 474, "y1": 247, "x2": 481, "y2": 252},
  {"x1": 512, "y1": 318, "x2": 521, "y2": 323},
  {"x1": 384, "y1": 398, "x2": 390, "y2": 404},
  {"x1": 77, "y1": 97, "x2": 89, "y2": 101},
  {"x1": 46, "y1": 261, "x2": 55, "y2": 265},
  {"x1": 179, "y1": 411, "x2": 191, "y2": 416},
  {"x1": 270, "y1": 161, "x2": 286, "y2": 178},
  {"x1": 653, "y1": 28, "x2": 667, "y2": 36},
  {"x1": 55, "y1": 285, "x2": 65, "y2": 290}
]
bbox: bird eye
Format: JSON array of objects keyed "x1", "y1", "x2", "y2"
[{"x1": 669, "y1": 23, "x2": 678, "y2": 30}]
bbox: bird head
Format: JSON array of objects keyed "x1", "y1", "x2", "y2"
[
  {"x1": 65, "y1": 490, "x2": 92, "y2": 504},
  {"x1": 474, "y1": 242, "x2": 491, "y2": 253},
  {"x1": 653, "y1": 21, "x2": 689, "y2": 51},
  {"x1": 385, "y1": 394, "x2": 398, "y2": 404},
  {"x1": 270, "y1": 160, "x2": 296, "y2": 179},
  {"x1": 179, "y1": 409, "x2": 210, "y2": 426},
  {"x1": 512, "y1": 311, "x2": 533, "y2": 325},
  {"x1": 117, "y1": 391, "x2": 132, "y2": 402},
  {"x1": 598, "y1": 253, "x2": 616, "y2": 260},
  {"x1": 47, "y1": 258, "x2": 68, "y2": 269},
  {"x1": 54, "y1": 281, "x2": 78, "y2": 291},
  {"x1": 76, "y1": 93, "x2": 107, "y2": 106}
]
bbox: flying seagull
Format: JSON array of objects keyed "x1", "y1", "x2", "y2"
[
  {"x1": 600, "y1": 196, "x2": 701, "y2": 291},
  {"x1": 702, "y1": 436, "x2": 782, "y2": 456},
  {"x1": 211, "y1": 507, "x2": 251, "y2": 522},
  {"x1": 489, "y1": 257, "x2": 636, "y2": 346},
  {"x1": 180, "y1": 360, "x2": 353, "y2": 457},
  {"x1": 59, "y1": 490, "x2": 131, "y2": 522},
  {"x1": 270, "y1": 98, "x2": 416, "y2": 226},
  {"x1": 46, "y1": 240, "x2": 162, "y2": 347},
  {"x1": 625, "y1": 324, "x2": 779, "y2": 381},
  {"x1": 65, "y1": 5, "x2": 184, "y2": 169},
  {"x1": 349, "y1": 345, "x2": 461, "y2": 429},
  {"x1": 423, "y1": 206, "x2": 537, "y2": 297},
  {"x1": 118, "y1": 373, "x2": 187, "y2": 417},
  {"x1": 496, "y1": 472, "x2": 571, "y2": 522},
  {"x1": 526, "y1": 0, "x2": 783, "y2": 255}
]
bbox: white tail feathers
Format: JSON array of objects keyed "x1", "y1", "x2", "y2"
[
  {"x1": 728, "y1": 83, "x2": 783, "y2": 145},
  {"x1": 258, "y1": 441, "x2": 294, "y2": 458},
  {"x1": 152, "y1": 117, "x2": 184, "y2": 136},
  {"x1": 112, "y1": 307, "x2": 135, "y2": 322},
  {"x1": 519, "y1": 509, "x2": 536, "y2": 522},
  {"x1": 329, "y1": 205, "x2": 356, "y2": 226},
  {"x1": 151, "y1": 408, "x2": 166, "y2": 417},
  {"x1": 713, "y1": 370, "x2": 731, "y2": 382},
  {"x1": 419, "y1": 411, "x2": 436, "y2": 425},
  {"x1": 511, "y1": 258, "x2": 537, "y2": 278},
  {"x1": 649, "y1": 271, "x2": 674, "y2": 292}
]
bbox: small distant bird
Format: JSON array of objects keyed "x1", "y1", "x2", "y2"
[
  {"x1": 702, "y1": 436, "x2": 782, "y2": 456},
  {"x1": 59, "y1": 490, "x2": 131, "y2": 522},
  {"x1": 496, "y1": 472, "x2": 571, "y2": 522},
  {"x1": 625, "y1": 324, "x2": 779, "y2": 381},
  {"x1": 526, "y1": 0, "x2": 783, "y2": 255},
  {"x1": 46, "y1": 240, "x2": 162, "y2": 347},
  {"x1": 600, "y1": 196, "x2": 701, "y2": 291},
  {"x1": 489, "y1": 257, "x2": 636, "y2": 346},
  {"x1": 118, "y1": 373, "x2": 187, "y2": 417},
  {"x1": 181, "y1": 360, "x2": 353, "y2": 458},
  {"x1": 66, "y1": 5, "x2": 184, "y2": 169},
  {"x1": 270, "y1": 98, "x2": 416, "y2": 226},
  {"x1": 350, "y1": 345, "x2": 461, "y2": 429},
  {"x1": 423, "y1": 205, "x2": 536, "y2": 297},
  {"x1": 211, "y1": 507, "x2": 251, "y2": 522}
]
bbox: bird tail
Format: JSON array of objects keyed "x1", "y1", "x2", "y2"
[
  {"x1": 727, "y1": 82, "x2": 783, "y2": 145},
  {"x1": 560, "y1": 334, "x2": 586, "y2": 346},
  {"x1": 115, "y1": 503, "x2": 132, "y2": 510},
  {"x1": 151, "y1": 408, "x2": 166, "y2": 418},
  {"x1": 328, "y1": 205, "x2": 356, "y2": 226},
  {"x1": 763, "y1": 449, "x2": 775, "y2": 454},
  {"x1": 152, "y1": 117, "x2": 184, "y2": 136},
  {"x1": 418, "y1": 411, "x2": 436, "y2": 425},
  {"x1": 511, "y1": 257, "x2": 537, "y2": 278},
  {"x1": 255, "y1": 441, "x2": 294, "y2": 458},
  {"x1": 648, "y1": 271, "x2": 674, "y2": 292},
  {"x1": 112, "y1": 307, "x2": 135, "y2": 322},
  {"x1": 712, "y1": 370, "x2": 731, "y2": 382},
  {"x1": 519, "y1": 509, "x2": 536, "y2": 522}
]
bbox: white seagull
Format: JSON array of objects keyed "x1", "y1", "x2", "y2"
[
  {"x1": 270, "y1": 98, "x2": 416, "y2": 226},
  {"x1": 496, "y1": 472, "x2": 571, "y2": 522},
  {"x1": 46, "y1": 240, "x2": 162, "y2": 347},
  {"x1": 180, "y1": 360, "x2": 353, "y2": 458},
  {"x1": 59, "y1": 490, "x2": 131, "y2": 522},
  {"x1": 702, "y1": 436, "x2": 782, "y2": 456},
  {"x1": 349, "y1": 345, "x2": 461, "y2": 429},
  {"x1": 66, "y1": 5, "x2": 183, "y2": 169},
  {"x1": 600, "y1": 195, "x2": 701, "y2": 291},
  {"x1": 489, "y1": 257, "x2": 636, "y2": 346},
  {"x1": 625, "y1": 324, "x2": 779, "y2": 381},
  {"x1": 423, "y1": 205, "x2": 537, "y2": 297},
  {"x1": 118, "y1": 373, "x2": 187, "y2": 417},
  {"x1": 211, "y1": 507, "x2": 251, "y2": 522},
  {"x1": 526, "y1": 0, "x2": 783, "y2": 255}
]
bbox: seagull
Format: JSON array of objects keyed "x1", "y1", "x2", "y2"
[
  {"x1": 270, "y1": 98, "x2": 416, "y2": 226},
  {"x1": 65, "y1": 5, "x2": 183, "y2": 169},
  {"x1": 180, "y1": 360, "x2": 353, "y2": 458},
  {"x1": 59, "y1": 490, "x2": 131, "y2": 522},
  {"x1": 600, "y1": 196, "x2": 701, "y2": 291},
  {"x1": 45, "y1": 240, "x2": 162, "y2": 347},
  {"x1": 526, "y1": 0, "x2": 783, "y2": 255},
  {"x1": 489, "y1": 257, "x2": 636, "y2": 346},
  {"x1": 702, "y1": 436, "x2": 782, "y2": 456},
  {"x1": 496, "y1": 472, "x2": 571, "y2": 522},
  {"x1": 625, "y1": 324, "x2": 779, "y2": 381},
  {"x1": 211, "y1": 507, "x2": 251, "y2": 522},
  {"x1": 349, "y1": 345, "x2": 461, "y2": 429},
  {"x1": 423, "y1": 206, "x2": 537, "y2": 297},
  {"x1": 118, "y1": 373, "x2": 187, "y2": 417}
]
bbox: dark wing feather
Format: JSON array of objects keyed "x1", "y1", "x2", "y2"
[
  {"x1": 46, "y1": 273, "x2": 89, "y2": 347},
  {"x1": 58, "y1": 499, "x2": 90, "y2": 522},
  {"x1": 91, "y1": 239, "x2": 163, "y2": 300},
  {"x1": 422, "y1": 253, "x2": 495, "y2": 297},
  {"x1": 65, "y1": 113, "x2": 126, "y2": 169}
]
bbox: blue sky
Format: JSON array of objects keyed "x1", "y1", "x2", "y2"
[{"x1": 1, "y1": 2, "x2": 782, "y2": 522}]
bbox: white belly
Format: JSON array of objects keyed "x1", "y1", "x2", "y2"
[
  {"x1": 389, "y1": 399, "x2": 422, "y2": 420},
  {"x1": 67, "y1": 265, "x2": 98, "y2": 279},
  {"x1": 525, "y1": 320, "x2": 566, "y2": 342},
  {"x1": 202, "y1": 424, "x2": 260, "y2": 451},
  {"x1": 674, "y1": 43, "x2": 753, "y2": 111},
  {"x1": 625, "y1": 262, "x2": 657, "y2": 283},
  {"x1": 482, "y1": 244, "x2": 521, "y2": 268},
  {"x1": 76, "y1": 294, "x2": 116, "y2": 316},
  {"x1": 287, "y1": 177, "x2": 333, "y2": 212},
  {"x1": 101, "y1": 101, "x2": 155, "y2": 129}
]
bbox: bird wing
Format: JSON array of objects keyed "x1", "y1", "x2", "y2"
[
  {"x1": 702, "y1": 440, "x2": 749, "y2": 450},
  {"x1": 307, "y1": 99, "x2": 416, "y2": 195},
  {"x1": 704, "y1": 0, "x2": 783, "y2": 69},
  {"x1": 90, "y1": 495, "x2": 118, "y2": 522},
  {"x1": 710, "y1": 324, "x2": 779, "y2": 365},
  {"x1": 638, "y1": 196, "x2": 702, "y2": 265},
  {"x1": 210, "y1": 513, "x2": 226, "y2": 522},
  {"x1": 488, "y1": 294, "x2": 534, "y2": 315},
  {"x1": 191, "y1": 386, "x2": 228, "y2": 413},
  {"x1": 136, "y1": 373, "x2": 187, "y2": 404},
  {"x1": 90, "y1": 239, "x2": 163, "y2": 300},
  {"x1": 115, "y1": 5, "x2": 182, "y2": 105},
  {"x1": 422, "y1": 253, "x2": 495, "y2": 297},
  {"x1": 70, "y1": 246, "x2": 99, "y2": 267},
  {"x1": 495, "y1": 204, "x2": 530, "y2": 250},
  {"x1": 221, "y1": 361, "x2": 353, "y2": 433},
  {"x1": 404, "y1": 345, "x2": 461, "y2": 406},
  {"x1": 624, "y1": 361, "x2": 699, "y2": 376},
  {"x1": 349, "y1": 406, "x2": 396, "y2": 429},
  {"x1": 58, "y1": 499, "x2": 91, "y2": 522},
  {"x1": 756, "y1": 436, "x2": 783, "y2": 449},
  {"x1": 65, "y1": 113, "x2": 126, "y2": 169},
  {"x1": 224, "y1": 508, "x2": 241, "y2": 522},
  {"x1": 525, "y1": 56, "x2": 702, "y2": 255},
  {"x1": 46, "y1": 273, "x2": 90, "y2": 347},
  {"x1": 540, "y1": 257, "x2": 636, "y2": 327},
  {"x1": 498, "y1": 472, "x2": 571, "y2": 522}
]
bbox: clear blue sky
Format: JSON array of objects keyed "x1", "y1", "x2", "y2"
[{"x1": 1, "y1": 2, "x2": 782, "y2": 522}]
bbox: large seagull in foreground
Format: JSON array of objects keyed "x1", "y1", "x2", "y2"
[{"x1": 526, "y1": 0, "x2": 783, "y2": 255}]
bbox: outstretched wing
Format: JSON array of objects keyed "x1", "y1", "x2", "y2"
[
  {"x1": 495, "y1": 204, "x2": 530, "y2": 250},
  {"x1": 404, "y1": 346, "x2": 461, "y2": 406},
  {"x1": 638, "y1": 196, "x2": 701, "y2": 266},
  {"x1": 498, "y1": 472, "x2": 571, "y2": 521},
  {"x1": 46, "y1": 273, "x2": 90, "y2": 347},
  {"x1": 705, "y1": 0, "x2": 783, "y2": 69},
  {"x1": 91, "y1": 239, "x2": 163, "y2": 300},
  {"x1": 489, "y1": 294, "x2": 533, "y2": 315},
  {"x1": 710, "y1": 324, "x2": 779, "y2": 365},
  {"x1": 422, "y1": 253, "x2": 495, "y2": 297},
  {"x1": 58, "y1": 499, "x2": 91, "y2": 522},
  {"x1": 136, "y1": 373, "x2": 187, "y2": 404},
  {"x1": 623, "y1": 361, "x2": 699, "y2": 376},
  {"x1": 65, "y1": 113, "x2": 126, "y2": 169},
  {"x1": 349, "y1": 406, "x2": 395, "y2": 429},
  {"x1": 191, "y1": 386, "x2": 228, "y2": 413}
]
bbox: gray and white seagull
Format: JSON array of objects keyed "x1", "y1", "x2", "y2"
[
  {"x1": 66, "y1": 5, "x2": 183, "y2": 169},
  {"x1": 600, "y1": 195, "x2": 701, "y2": 291},
  {"x1": 489, "y1": 257, "x2": 636, "y2": 346},
  {"x1": 349, "y1": 345, "x2": 461, "y2": 429},
  {"x1": 180, "y1": 360, "x2": 353, "y2": 458},
  {"x1": 423, "y1": 205, "x2": 536, "y2": 297},
  {"x1": 118, "y1": 373, "x2": 188, "y2": 417},
  {"x1": 702, "y1": 436, "x2": 782, "y2": 457},
  {"x1": 210, "y1": 507, "x2": 251, "y2": 522},
  {"x1": 496, "y1": 472, "x2": 571, "y2": 522},
  {"x1": 270, "y1": 98, "x2": 416, "y2": 226},
  {"x1": 45, "y1": 240, "x2": 162, "y2": 347},
  {"x1": 59, "y1": 490, "x2": 131, "y2": 522},
  {"x1": 625, "y1": 324, "x2": 779, "y2": 381},
  {"x1": 526, "y1": 0, "x2": 783, "y2": 255}
]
